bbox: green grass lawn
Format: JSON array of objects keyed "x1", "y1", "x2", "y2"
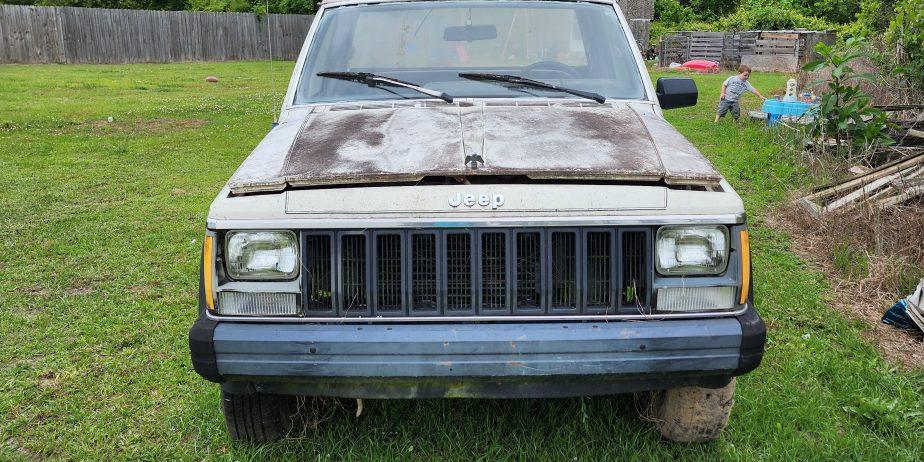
[{"x1": 1, "y1": 62, "x2": 922, "y2": 460}]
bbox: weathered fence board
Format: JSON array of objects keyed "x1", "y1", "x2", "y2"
[
  {"x1": 0, "y1": 4, "x2": 313, "y2": 64},
  {"x1": 659, "y1": 30, "x2": 834, "y2": 71},
  {"x1": 3, "y1": 3, "x2": 656, "y2": 64},
  {"x1": 0, "y1": 6, "x2": 67, "y2": 63}
]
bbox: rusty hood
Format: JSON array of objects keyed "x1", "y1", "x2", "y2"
[{"x1": 227, "y1": 102, "x2": 722, "y2": 194}]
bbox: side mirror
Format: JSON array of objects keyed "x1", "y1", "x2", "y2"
[{"x1": 656, "y1": 77, "x2": 698, "y2": 109}]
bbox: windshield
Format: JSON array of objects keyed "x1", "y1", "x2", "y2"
[{"x1": 295, "y1": 1, "x2": 646, "y2": 104}]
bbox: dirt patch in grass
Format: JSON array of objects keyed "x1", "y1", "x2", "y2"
[
  {"x1": 771, "y1": 200, "x2": 924, "y2": 370},
  {"x1": 80, "y1": 117, "x2": 207, "y2": 135},
  {"x1": 38, "y1": 371, "x2": 58, "y2": 389},
  {"x1": 65, "y1": 277, "x2": 99, "y2": 296}
]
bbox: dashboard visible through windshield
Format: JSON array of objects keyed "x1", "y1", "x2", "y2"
[{"x1": 294, "y1": 1, "x2": 645, "y2": 104}]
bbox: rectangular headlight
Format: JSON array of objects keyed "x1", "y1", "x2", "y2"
[
  {"x1": 656, "y1": 225, "x2": 729, "y2": 275},
  {"x1": 657, "y1": 286, "x2": 736, "y2": 312},
  {"x1": 225, "y1": 231, "x2": 299, "y2": 280},
  {"x1": 218, "y1": 292, "x2": 299, "y2": 316}
]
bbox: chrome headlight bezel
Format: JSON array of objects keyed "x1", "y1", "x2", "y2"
[
  {"x1": 224, "y1": 230, "x2": 300, "y2": 281},
  {"x1": 655, "y1": 225, "x2": 730, "y2": 276}
]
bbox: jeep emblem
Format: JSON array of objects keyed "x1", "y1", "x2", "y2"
[{"x1": 449, "y1": 193, "x2": 505, "y2": 209}]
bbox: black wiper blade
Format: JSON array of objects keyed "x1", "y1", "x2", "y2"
[
  {"x1": 317, "y1": 71, "x2": 453, "y2": 103},
  {"x1": 458, "y1": 72, "x2": 606, "y2": 104}
]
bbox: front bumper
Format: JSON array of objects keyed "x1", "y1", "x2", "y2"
[{"x1": 189, "y1": 306, "x2": 764, "y2": 399}]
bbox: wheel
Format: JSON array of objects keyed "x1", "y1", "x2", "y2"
[
  {"x1": 221, "y1": 390, "x2": 297, "y2": 443},
  {"x1": 649, "y1": 378, "x2": 736, "y2": 443}
]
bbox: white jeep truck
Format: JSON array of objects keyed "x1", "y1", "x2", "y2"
[{"x1": 189, "y1": 0, "x2": 765, "y2": 443}]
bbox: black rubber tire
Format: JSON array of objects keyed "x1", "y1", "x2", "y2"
[
  {"x1": 650, "y1": 378, "x2": 736, "y2": 443},
  {"x1": 221, "y1": 390, "x2": 297, "y2": 443}
]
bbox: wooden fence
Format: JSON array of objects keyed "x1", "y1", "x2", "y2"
[
  {"x1": 658, "y1": 30, "x2": 836, "y2": 72},
  {"x1": 0, "y1": 4, "x2": 314, "y2": 64},
  {"x1": 1, "y1": 3, "x2": 656, "y2": 65}
]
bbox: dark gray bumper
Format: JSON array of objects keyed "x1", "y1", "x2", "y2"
[{"x1": 190, "y1": 310, "x2": 764, "y2": 398}]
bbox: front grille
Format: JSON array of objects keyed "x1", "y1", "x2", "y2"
[{"x1": 301, "y1": 228, "x2": 651, "y2": 317}]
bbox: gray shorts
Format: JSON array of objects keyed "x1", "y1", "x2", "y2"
[{"x1": 716, "y1": 99, "x2": 740, "y2": 119}]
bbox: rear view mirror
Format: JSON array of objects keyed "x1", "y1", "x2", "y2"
[
  {"x1": 444, "y1": 25, "x2": 497, "y2": 42},
  {"x1": 656, "y1": 77, "x2": 698, "y2": 109}
]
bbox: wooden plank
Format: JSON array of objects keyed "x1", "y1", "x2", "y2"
[
  {"x1": 1, "y1": 4, "x2": 314, "y2": 63},
  {"x1": 823, "y1": 169, "x2": 910, "y2": 212},
  {"x1": 762, "y1": 32, "x2": 798, "y2": 40},
  {"x1": 741, "y1": 54, "x2": 800, "y2": 72},
  {"x1": 880, "y1": 185, "x2": 924, "y2": 209},
  {"x1": 807, "y1": 151, "x2": 924, "y2": 198}
]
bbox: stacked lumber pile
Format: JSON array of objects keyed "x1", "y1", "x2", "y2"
[
  {"x1": 799, "y1": 150, "x2": 924, "y2": 218},
  {"x1": 906, "y1": 280, "x2": 924, "y2": 333}
]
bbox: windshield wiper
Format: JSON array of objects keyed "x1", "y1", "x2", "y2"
[
  {"x1": 317, "y1": 71, "x2": 453, "y2": 103},
  {"x1": 458, "y1": 73, "x2": 606, "y2": 104}
]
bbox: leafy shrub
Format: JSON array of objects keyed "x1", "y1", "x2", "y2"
[
  {"x1": 793, "y1": 0, "x2": 862, "y2": 26},
  {"x1": 654, "y1": 0, "x2": 696, "y2": 27},
  {"x1": 686, "y1": 0, "x2": 739, "y2": 22},
  {"x1": 803, "y1": 37, "x2": 893, "y2": 155},
  {"x1": 717, "y1": 0, "x2": 834, "y2": 31},
  {"x1": 853, "y1": 0, "x2": 895, "y2": 36},
  {"x1": 886, "y1": 0, "x2": 924, "y2": 93}
]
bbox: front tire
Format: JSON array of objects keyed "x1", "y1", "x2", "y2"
[
  {"x1": 650, "y1": 378, "x2": 736, "y2": 443},
  {"x1": 221, "y1": 391, "x2": 297, "y2": 443}
]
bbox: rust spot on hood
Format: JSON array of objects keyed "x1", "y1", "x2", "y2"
[{"x1": 227, "y1": 102, "x2": 722, "y2": 194}]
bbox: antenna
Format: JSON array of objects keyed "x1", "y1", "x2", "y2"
[{"x1": 266, "y1": 0, "x2": 278, "y2": 125}]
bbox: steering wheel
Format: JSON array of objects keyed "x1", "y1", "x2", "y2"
[{"x1": 522, "y1": 60, "x2": 580, "y2": 78}]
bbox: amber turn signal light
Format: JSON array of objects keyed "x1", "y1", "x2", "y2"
[
  {"x1": 739, "y1": 229, "x2": 751, "y2": 305},
  {"x1": 203, "y1": 235, "x2": 216, "y2": 311}
]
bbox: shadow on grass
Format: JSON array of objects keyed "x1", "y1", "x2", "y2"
[{"x1": 215, "y1": 394, "x2": 726, "y2": 460}]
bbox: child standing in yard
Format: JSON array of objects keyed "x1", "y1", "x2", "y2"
[{"x1": 715, "y1": 65, "x2": 766, "y2": 122}]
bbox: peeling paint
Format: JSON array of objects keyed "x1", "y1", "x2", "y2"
[{"x1": 227, "y1": 102, "x2": 722, "y2": 194}]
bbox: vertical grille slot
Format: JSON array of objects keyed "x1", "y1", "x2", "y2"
[
  {"x1": 586, "y1": 232, "x2": 611, "y2": 308},
  {"x1": 445, "y1": 233, "x2": 472, "y2": 311},
  {"x1": 621, "y1": 231, "x2": 648, "y2": 308},
  {"x1": 375, "y1": 234, "x2": 402, "y2": 311},
  {"x1": 480, "y1": 232, "x2": 507, "y2": 310},
  {"x1": 515, "y1": 232, "x2": 542, "y2": 309},
  {"x1": 550, "y1": 232, "x2": 577, "y2": 308},
  {"x1": 411, "y1": 233, "x2": 438, "y2": 311},
  {"x1": 305, "y1": 235, "x2": 332, "y2": 311},
  {"x1": 341, "y1": 234, "x2": 367, "y2": 311}
]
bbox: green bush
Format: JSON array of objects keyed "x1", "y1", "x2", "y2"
[
  {"x1": 886, "y1": 0, "x2": 924, "y2": 93},
  {"x1": 654, "y1": 0, "x2": 696, "y2": 27},
  {"x1": 803, "y1": 37, "x2": 894, "y2": 155},
  {"x1": 853, "y1": 0, "x2": 895, "y2": 36},
  {"x1": 717, "y1": 0, "x2": 834, "y2": 31},
  {"x1": 794, "y1": 0, "x2": 862, "y2": 26}
]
